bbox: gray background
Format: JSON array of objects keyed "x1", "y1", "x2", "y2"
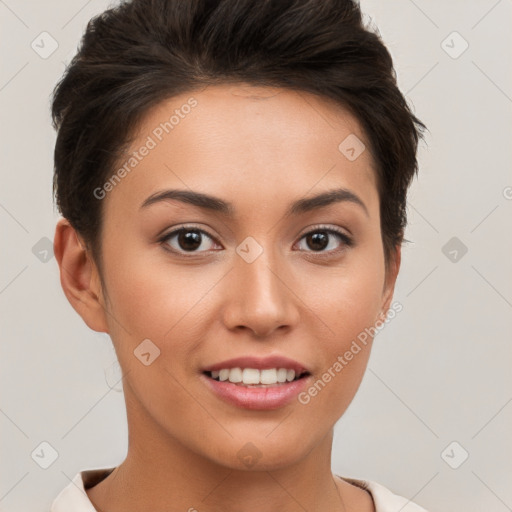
[{"x1": 1, "y1": 1, "x2": 511, "y2": 510}]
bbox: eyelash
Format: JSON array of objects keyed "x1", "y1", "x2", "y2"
[{"x1": 158, "y1": 224, "x2": 354, "y2": 258}]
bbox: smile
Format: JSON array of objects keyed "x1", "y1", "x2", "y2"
[
  {"x1": 204, "y1": 367, "x2": 309, "y2": 387},
  {"x1": 201, "y1": 355, "x2": 312, "y2": 410}
]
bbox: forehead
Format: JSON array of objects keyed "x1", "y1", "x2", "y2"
[{"x1": 104, "y1": 83, "x2": 378, "y2": 220}]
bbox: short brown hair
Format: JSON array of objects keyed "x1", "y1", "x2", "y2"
[{"x1": 51, "y1": 0, "x2": 427, "y2": 273}]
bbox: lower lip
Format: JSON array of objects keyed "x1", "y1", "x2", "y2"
[{"x1": 201, "y1": 373, "x2": 310, "y2": 410}]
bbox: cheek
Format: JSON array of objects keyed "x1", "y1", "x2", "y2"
[
  {"x1": 306, "y1": 250, "x2": 384, "y2": 398},
  {"x1": 102, "y1": 245, "x2": 207, "y2": 339},
  {"x1": 301, "y1": 274, "x2": 381, "y2": 420},
  {"x1": 330, "y1": 279, "x2": 383, "y2": 345},
  {"x1": 309, "y1": 252, "x2": 385, "y2": 345},
  {"x1": 101, "y1": 246, "x2": 226, "y2": 389}
]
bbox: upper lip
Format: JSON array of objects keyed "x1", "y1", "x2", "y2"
[{"x1": 202, "y1": 355, "x2": 310, "y2": 375}]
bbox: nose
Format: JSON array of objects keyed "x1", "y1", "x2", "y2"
[{"x1": 221, "y1": 247, "x2": 300, "y2": 338}]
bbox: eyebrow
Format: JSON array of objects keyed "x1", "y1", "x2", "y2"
[{"x1": 140, "y1": 187, "x2": 369, "y2": 218}]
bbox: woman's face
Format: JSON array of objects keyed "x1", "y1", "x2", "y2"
[{"x1": 90, "y1": 83, "x2": 399, "y2": 470}]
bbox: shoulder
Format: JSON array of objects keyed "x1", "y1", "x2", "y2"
[
  {"x1": 52, "y1": 468, "x2": 430, "y2": 512},
  {"x1": 338, "y1": 475, "x2": 431, "y2": 512},
  {"x1": 50, "y1": 467, "x2": 115, "y2": 512}
]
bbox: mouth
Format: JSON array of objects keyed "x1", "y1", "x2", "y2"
[
  {"x1": 203, "y1": 368, "x2": 311, "y2": 388},
  {"x1": 200, "y1": 355, "x2": 312, "y2": 410}
]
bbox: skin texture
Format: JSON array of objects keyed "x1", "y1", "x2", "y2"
[{"x1": 54, "y1": 83, "x2": 401, "y2": 512}]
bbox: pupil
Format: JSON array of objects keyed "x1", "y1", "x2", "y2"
[
  {"x1": 179, "y1": 230, "x2": 202, "y2": 251},
  {"x1": 308, "y1": 232, "x2": 328, "y2": 251}
]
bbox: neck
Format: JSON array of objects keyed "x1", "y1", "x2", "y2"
[{"x1": 86, "y1": 388, "x2": 372, "y2": 512}]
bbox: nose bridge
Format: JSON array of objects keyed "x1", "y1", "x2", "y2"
[
  {"x1": 240, "y1": 240, "x2": 281, "y2": 302},
  {"x1": 223, "y1": 236, "x2": 298, "y2": 336}
]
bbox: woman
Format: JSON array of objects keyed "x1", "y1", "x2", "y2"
[{"x1": 50, "y1": 0, "x2": 429, "y2": 510}]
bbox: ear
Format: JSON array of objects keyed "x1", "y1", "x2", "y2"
[
  {"x1": 53, "y1": 218, "x2": 109, "y2": 333},
  {"x1": 377, "y1": 242, "x2": 402, "y2": 323}
]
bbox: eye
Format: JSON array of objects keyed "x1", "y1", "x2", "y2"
[
  {"x1": 159, "y1": 226, "x2": 220, "y2": 255},
  {"x1": 295, "y1": 225, "x2": 353, "y2": 255},
  {"x1": 159, "y1": 224, "x2": 353, "y2": 257}
]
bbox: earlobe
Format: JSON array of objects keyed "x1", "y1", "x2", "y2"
[{"x1": 53, "y1": 218, "x2": 109, "y2": 333}]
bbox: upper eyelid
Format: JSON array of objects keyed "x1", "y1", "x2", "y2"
[
  {"x1": 160, "y1": 224, "x2": 351, "y2": 249},
  {"x1": 161, "y1": 224, "x2": 349, "y2": 238}
]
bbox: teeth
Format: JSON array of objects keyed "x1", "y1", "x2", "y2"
[
  {"x1": 276, "y1": 368, "x2": 288, "y2": 383},
  {"x1": 242, "y1": 368, "x2": 260, "y2": 384},
  {"x1": 228, "y1": 367, "x2": 243, "y2": 383},
  {"x1": 208, "y1": 367, "x2": 302, "y2": 385},
  {"x1": 260, "y1": 368, "x2": 277, "y2": 384}
]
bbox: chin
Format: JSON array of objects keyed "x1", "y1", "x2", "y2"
[{"x1": 202, "y1": 430, "x2": 317, "y2": 473}]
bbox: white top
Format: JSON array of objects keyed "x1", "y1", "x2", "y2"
[{"x1": 50, "y1": 467, "x2": 429, "y2": 512}]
